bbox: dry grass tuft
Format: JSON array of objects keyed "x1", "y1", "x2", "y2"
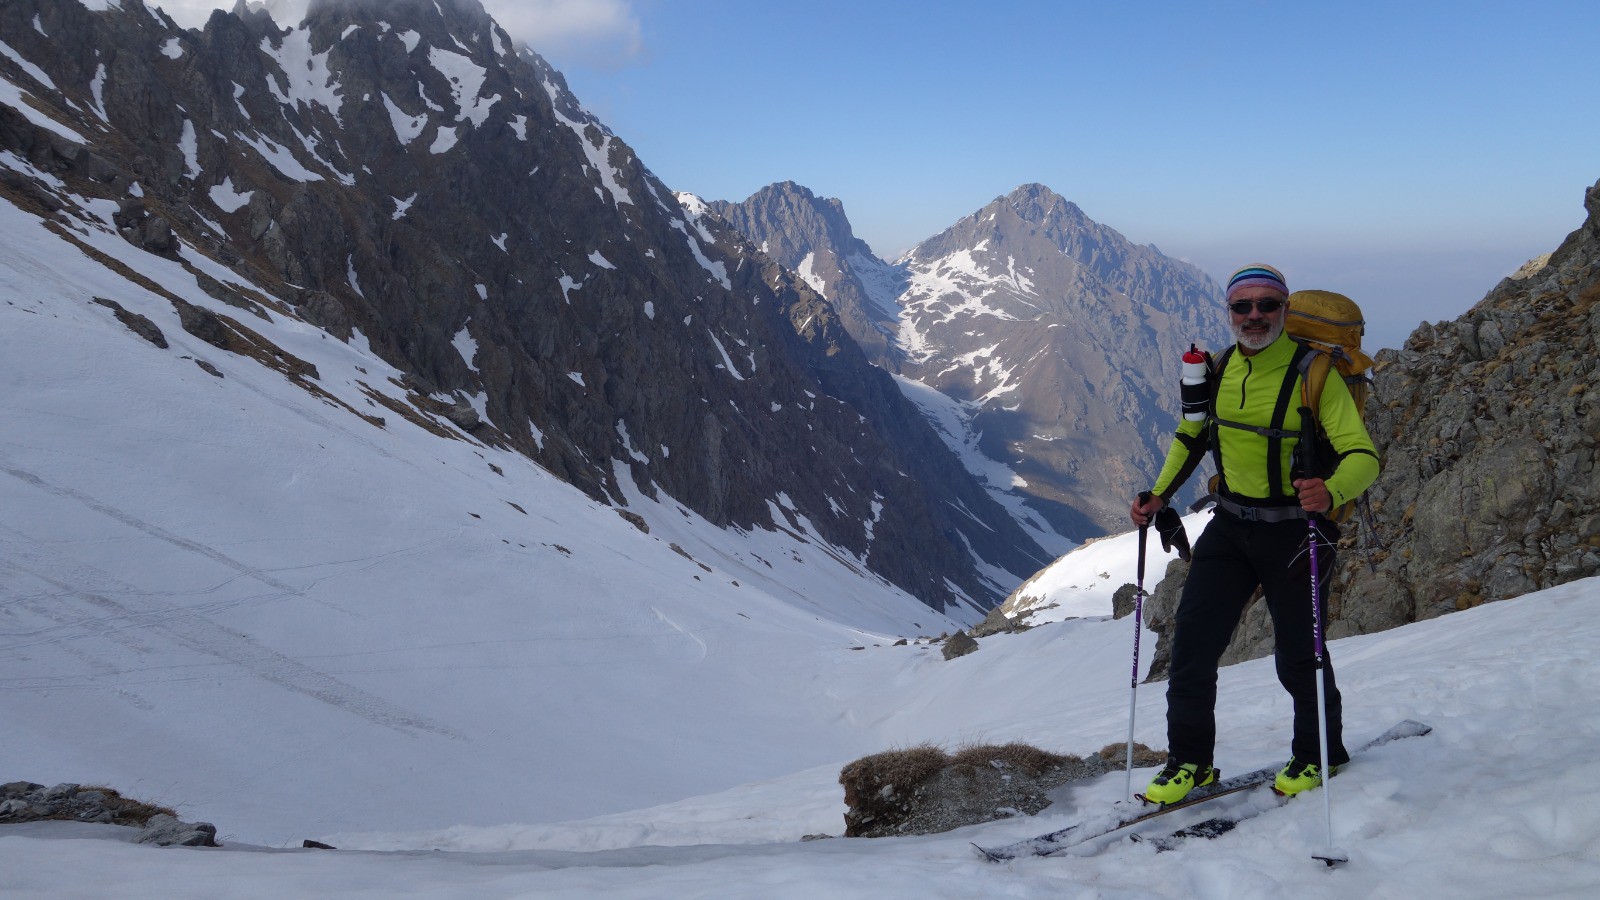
[
  {"x1": 840, "y1": 743, "x2": 947, "y2": 797},
  {"x1": 949, "y1": 742, "x2": 1076, "y2": 776},
  {"x1": 839, "y1": 742, "x2": 950, "y2": 837},
  {"x1": 78, "y1": 786, "x2": 179, "y2": 826},
  {"x1": 1095, "y1": 741, "x2": 1167, "y2": 767}
]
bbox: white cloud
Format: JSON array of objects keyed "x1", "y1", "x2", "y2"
[
  {"x1": 155, "y1": 1, "x2": 644, "y2": 69},
  {"x1": 487, "y1": 0, "x2": 643, "y2": 69}
]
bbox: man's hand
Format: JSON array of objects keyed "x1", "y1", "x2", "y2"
[
  {"x1": 1130, "y1": 492, "x2": 1164, "y2": 527},
  {"x1": 1292, "y1": 478, "x2": 1332, "y2": 514}
]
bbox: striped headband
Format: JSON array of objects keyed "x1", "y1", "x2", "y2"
[{"x1": 1225, "y1": 264, "x2": 1288, "y2": 301}]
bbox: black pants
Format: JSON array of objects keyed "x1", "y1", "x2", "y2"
[{"x1": 1165, "y1": 511, "x2": 1348, "y2": 768}]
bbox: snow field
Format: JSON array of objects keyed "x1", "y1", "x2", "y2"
[{"x1": 3, "y1": 578, "x2": 1599, "y2": 898}]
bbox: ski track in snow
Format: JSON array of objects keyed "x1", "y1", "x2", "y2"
[
  {"x1": 0, "y1": 462, "x2": 459, "y2": 739},
  {"x1": 650, "y1": 607, "x2": 708, "y2": 661}
]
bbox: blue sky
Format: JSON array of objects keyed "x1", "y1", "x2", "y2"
[
  {"x1": 170, "y1": 1, "x2": 1599, "y2": 351},
  {"x1": 528, "y1": 0, "x2": 1599, "y2": 351}
]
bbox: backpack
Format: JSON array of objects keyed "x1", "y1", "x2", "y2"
[
  {"x1": 1284, "y1": 290, "x2": 1375, "y2": 425},
  {"x1": 1203, "y1": 290, "x2": 1376, "y2": 524}
]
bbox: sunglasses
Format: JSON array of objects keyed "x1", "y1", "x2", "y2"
[{"x1": 1227, "y1": 298, "x2": 1285, "y2": 315}]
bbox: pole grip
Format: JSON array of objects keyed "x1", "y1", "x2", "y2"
[
  {"x1": 1297, "y1": 406, "x2": 1326, "y2": 521},
  {"x1": 1135, "y1": 491, "x2": 1152, "y2": 585}
]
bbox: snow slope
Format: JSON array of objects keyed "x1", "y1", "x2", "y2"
[
  {"x1": 4, "y1": 577, "x2": 1598, "y2": 896},
  {"x1": 1003, "y1": 509, "x2": 1213, "y2": 622},
  {"x1": 0, "y1": 197, "x2": 972, "y2": 844}
]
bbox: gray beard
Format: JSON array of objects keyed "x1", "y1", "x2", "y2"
[{"x1": 1233, "y1": 317, "x2": 1284, "y2": 351}]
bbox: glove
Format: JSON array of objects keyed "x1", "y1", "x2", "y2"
[{"x1": 1154, "y1": 505, "x2": 1191, "y2": 562}]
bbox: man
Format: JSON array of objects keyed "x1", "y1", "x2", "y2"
[{"x1": 1130, "y1": 264, "x2": 1379, "y2": 803}]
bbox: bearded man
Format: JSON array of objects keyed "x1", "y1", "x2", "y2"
[{"x1": 1129, "y1": 264, "x2": 1380, "y2": 803}]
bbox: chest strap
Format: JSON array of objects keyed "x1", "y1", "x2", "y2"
[{"x1": 1207, "y1": 342, "x2": 1317, "y2": 502}]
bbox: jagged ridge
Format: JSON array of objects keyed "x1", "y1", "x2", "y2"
[{"x1": 0, "y1": 0, "x2": 1052, "y2": 609}]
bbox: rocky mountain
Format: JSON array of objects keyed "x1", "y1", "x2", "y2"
[
  {"x1": 0, "y1": 0, "x2": 1052, "y2": 611},
  {"x1": 707, "y1": 181, "x2": 904, "y2": 367},
  {"x1": 716, "y1": 182, "x2": 1229, "y2": 543}
]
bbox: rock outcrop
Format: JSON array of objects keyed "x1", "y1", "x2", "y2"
[
  {"x1": 0, "y1": 781, "x2": 218, "y2": 847},
  {"x1": 839, "y1": 742, "x2": 1164, "y2": 838},
  {"x1": 1334, "y1": 177, "x2": 1600, "y2": 634}
]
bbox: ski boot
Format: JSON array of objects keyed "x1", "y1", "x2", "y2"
[
  {"x1": 1273, "y1": 757, "x2": 1339, "y2": 796},
  {"x1": 1140, "y1": 759, "x2": 1216, "y2": 805}
]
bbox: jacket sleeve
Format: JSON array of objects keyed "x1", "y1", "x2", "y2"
[
  {"x1": 1151, "y1": 419, "x2": 1209, "y2": 502},
  {"x1": 1317, "y1": 373, "x2": 1380, "y2": 509}
]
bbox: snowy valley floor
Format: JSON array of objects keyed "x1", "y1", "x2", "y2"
[{"x1": 5, "y1": 576, "x2": 1599, "y2": 898}]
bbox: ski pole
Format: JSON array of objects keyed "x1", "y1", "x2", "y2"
[
  {"x1": 1125, "y1": 491, "x2": 1152, "y2": 802},
  {"x1": 1299, "y1": 408, "x2": 1347, "y2": 866}
]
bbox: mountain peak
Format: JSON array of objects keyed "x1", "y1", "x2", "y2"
[
  {"x1": 708, "y1": 183, "x2": 904, "y2": 364},
  {"x1": 991, "y1": 183, "x2": 1090, "y2": 229},
  {"x1": 738, "y1": 182, "x2": 860, "y2": 246},
  {"x1": 710, "y1": 182, "x2": 872, "y2": 261},
  {"x1": 765, "y1": 180, "x2": 818, "y2": 200},
  {"x1": 908, "y1": 183, "x2": 1152, "y2": 274},
  {"x1": 1004, "y1": 181, "x2": 1064, "y2": 203}
]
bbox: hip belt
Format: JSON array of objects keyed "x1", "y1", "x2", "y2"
[{"x1": 1212, "y1": 496, "x2": 1312, "y2": 523}]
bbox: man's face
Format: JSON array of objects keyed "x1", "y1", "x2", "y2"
[{"x1": 1228, "y1": 286, "x2": 1288, "y2": 351}]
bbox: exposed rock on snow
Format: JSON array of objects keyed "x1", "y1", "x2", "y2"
[
  {"x1": 132, "y1": 814, "x2": 221, "y2": 848},
  {"x1": 839, "y1": 741, "x2": 1164, "y2": 838},
  {"x1": 940, "y1": 629, "x2": 978, "y2": 659},
  {"x1": 969, "y1": 604, "x2": 1032, "y2": 637},
  {"x1": 91, "y1": 296, "x2": 168, "y2": 348},
  {"x1": 0, "y1": 782, "x2": 218, "y2": 847}
]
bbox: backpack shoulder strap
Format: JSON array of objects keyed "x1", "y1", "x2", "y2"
[
  {"x1": 1211, "y1": 346, "x2": 1235, "y2": 383},
  {"x1": 1265, "y1": 341, "x2": 1317, "y2": 498},
  {"x1": 1296, "y1": 344, "x2": 1333, "y2": 420},
  {"x1": 1205, "y1": 346, "x2": 1236, "y2": 492}
]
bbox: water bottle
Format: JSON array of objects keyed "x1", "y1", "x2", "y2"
[{"x1": 1180, "y1": 344, "x2": 1209, "y2": 421}]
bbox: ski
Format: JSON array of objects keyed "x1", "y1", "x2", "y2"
[
  {"x1": 1130, "y1": 815, "x2": 1239, "y2": 851},
  {"x1": 973, "y1": 719, "x2": 1430, "y2": 862},
  {"x1": 1133, "y1": 717, "x2": 1433, "y2": 856}
]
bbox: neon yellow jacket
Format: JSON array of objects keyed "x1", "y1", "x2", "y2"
[{"x1": 1152, "y1": 332, "x2": 1379, "y2": 510}]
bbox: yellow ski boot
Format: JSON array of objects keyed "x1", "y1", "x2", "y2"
[
  {"x1": 1141, "y1": 760, "x2": 1216, "y2": 805},
  {"x1": 1273, "y1": 757, "x2": 1337, "y2": 796}
]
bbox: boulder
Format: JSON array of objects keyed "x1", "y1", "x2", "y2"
[
  {"x1": 134, "y1": 813, "x2": 219, "y2": 848},
  {"x1": 941, "y1": 630, "x2": 979, "y2": 660}
]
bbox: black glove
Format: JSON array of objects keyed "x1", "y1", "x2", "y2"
[{"x1": 1154, "y1": 504, "x2": 1191, "y2": 562}]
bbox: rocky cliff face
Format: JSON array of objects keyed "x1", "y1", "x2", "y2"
[
  {"x1": 0, "y1": 0, "x2": 1049, "y2": 610},
  {"x1": 715, "y1": 182, "x2": 1229, "y2": 544},
  {"x1": 1333, "y1": 178, "x2": 1600, "y2": 634}
]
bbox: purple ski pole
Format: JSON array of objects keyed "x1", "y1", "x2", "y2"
[{"x1": 1124, "y1": 492, "x2": 1152, "y2": 802}]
